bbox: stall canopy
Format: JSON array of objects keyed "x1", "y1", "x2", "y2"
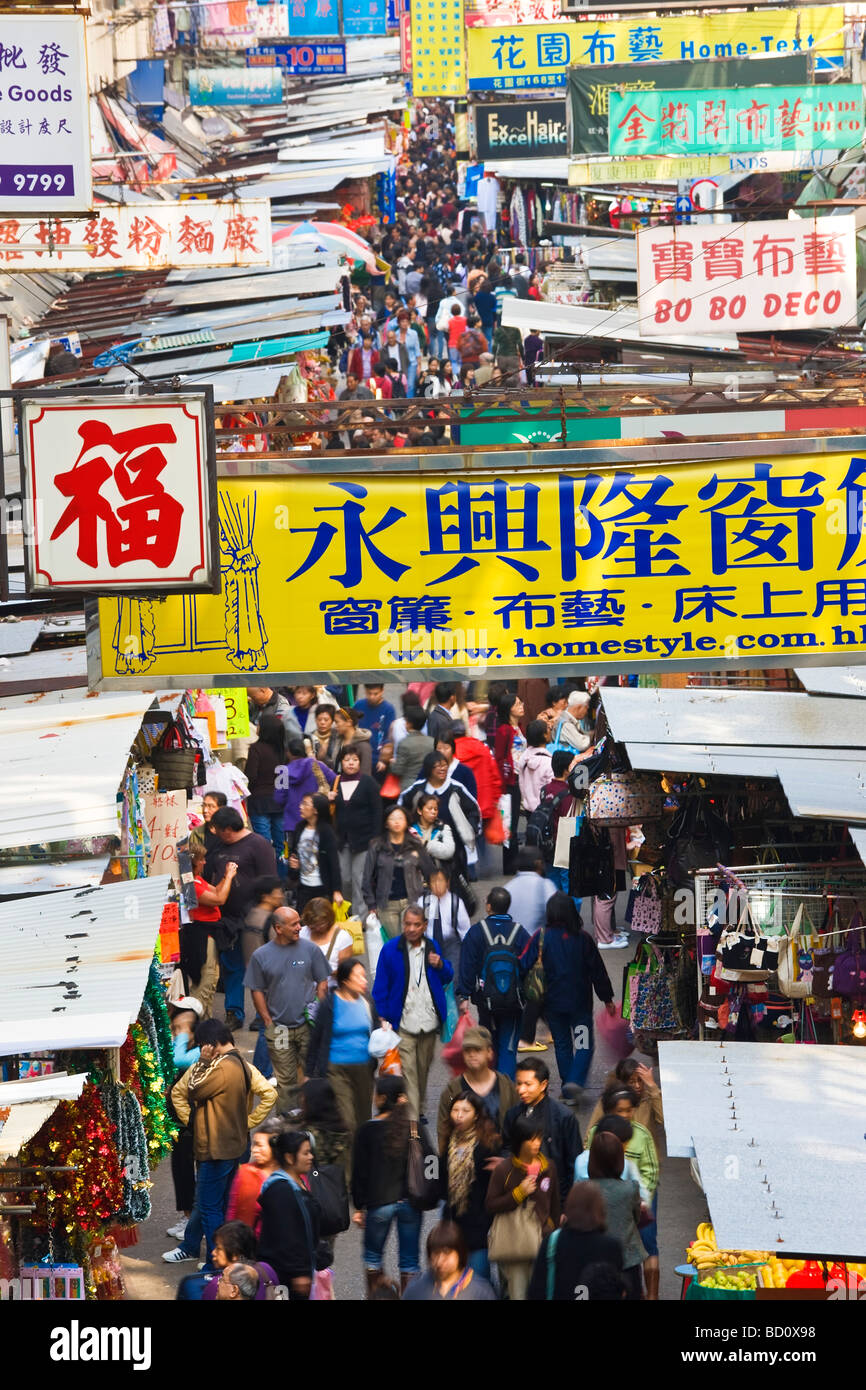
[
  {"x1": 659, "y1": 1040, "x2": 866, "y2": 1257},
  {"x1": 0, "y1": 1072, "x2": 88, "y2": 1159},
  {"x1": 501, "y1": 297, "x2": 739, "y2": 355},
  {"x1": 0, "y1": 691, "x2": 180, "y2": 851},
  {"x1": 0, "y1": 878, "x2": 170, "y2": 1054}
]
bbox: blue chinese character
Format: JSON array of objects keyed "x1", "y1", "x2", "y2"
[
  {"x1": 493, "y1": 592, "x2": 556, "y2": 629},
  {"x1": 697, "y1": 462, "x2": 824, "y2": 574},
  {"x1": 582, "y1": 30, "x2": 615, "y2": 64},
  {"x1": 537, "y1": 31, "x2": 569, "y2": 66},
  {"x1": 320, "y1": 598, "x2": 382, "y2": 634},
  {"x1": 837, "y1": 457, "x2": 866, "y2": 569},
  {"x1": 814, "y1": 579, "x2": 866, "y2": 616},
  {"x1": 389, "y1": 594, "x2": 452, "y2": 631},
  {"x1": 673, "y1": 585, "x2": 737, "y2": 623},
  {"x1": 628, "y1": 25, "x2": 663, "y2": 61},
  {"x1": 559, "y1": 472, "x2": 688, "y2": 581},
  {"x1": 286, "y1": 480, "x2": 409, "y2": 588},
  {"x1": 491, "y1": 32, "x2": 525, "y2": 70},
  {"x1": 560, "y1": 590, "x2": 626, "y2": 627},
  {"x1": 423, "y1": 478, "x2": 550, "y2": 584},
  {"x1": 740, "y1": 583, "x2": 807, "y2": 620}
]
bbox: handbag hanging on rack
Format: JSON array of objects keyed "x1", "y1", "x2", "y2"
[
  {"x1": 151, "y1": 719, "x2": 199, "y2": 793},
  {"x1": 831, "y1": 910, "x2": 866, "y2": 997},
  {"x1": 716, "y1": 905, "x2": 782, "y2": 981},
  {"x1": 665, "y1": 794, "x2": 732, "y2": 888},
  {"x1": 776, "y1": 905, "x2": 811, "y2": 1000},
  {"x1": 629, "y1": 873, "x2": 663, "y2": 935}
]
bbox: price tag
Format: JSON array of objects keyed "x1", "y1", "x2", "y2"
[{"x1": 205, "y1": 688, "x2": 250, "y2": 740}]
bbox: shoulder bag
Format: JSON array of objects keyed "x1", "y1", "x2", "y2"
[
  {"x1": 831, "y1": 911, "x2": 866, "y2": 997},
  {"x1": 716, "y1": 905, "x2": 782, "y2": 981},
  {"x1": 488, "y1": 1197, "x2": 543, "y2": 1263},
  {"x1": 407, "y1": 1119, "x2": 440, "y2": 1211},
  {"x1": 524, "y1": 928, "x2": 546, "y2": 1005},
  {"x1": 305, "y1": 1163, "x2": 350, "y2": 1238}
]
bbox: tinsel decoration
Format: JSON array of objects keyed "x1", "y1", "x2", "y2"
[
  {"x1": 100, "y1": 1082, "x2": 151, "y2": 1225},
  {"x1": 20, "y1": 1083, "x2": 124, "y2": 1234},
  {"x1": 143, "y1": 958, "x2": 177, "y2": 1087},
  {"x1": 131, "y1": 1020, "x2": 178, "y2": 1164}
]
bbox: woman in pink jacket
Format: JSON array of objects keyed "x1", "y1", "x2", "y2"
[{"x1": 515, "y1": 720, "x2": 554, "y2": 813}]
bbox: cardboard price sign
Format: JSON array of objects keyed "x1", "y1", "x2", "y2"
[
  {"x1": 145, "y1": 791, "x2": 188, "y2": 880},
  {"x1": 205, "y1": 688, "x2": 250, "y2": 739}
]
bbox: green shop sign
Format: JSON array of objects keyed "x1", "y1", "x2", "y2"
[{"x1": 608, "y1": 83, "x2": 864, "y2": 157}]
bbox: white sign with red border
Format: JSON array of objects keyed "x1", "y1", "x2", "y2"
[
  {"x1": 636, "y1": 215, "x2": 857, "y2": 336},
  {"x1": 22, "y1": 394, "x2": 219, "y2": 594}
]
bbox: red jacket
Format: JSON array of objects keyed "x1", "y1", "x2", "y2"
[
  {"x1": 455, "y1": 735, "x2": 503, "y2": 818},
  {"x1": 348, "y1": 346, "x2": 383, "y2": 381},
  {"x1": 493, "y1": 723, "x2": 521, "y2": 790}
]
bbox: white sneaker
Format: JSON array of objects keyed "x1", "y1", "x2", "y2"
[
  {"x1": 162, "y1": 1247, "x2": 195, "y2": 1264},
  {"x1": 613, "y1": 934, "x2": 631, "y2": 948},
  {"x1": 597, "y1": 939, "x2": 619, "y2": 949},
  {"x1": 166, "y1": 1221, "x2": 187, "y2": 1241}
]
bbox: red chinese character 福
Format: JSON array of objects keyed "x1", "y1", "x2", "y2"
[
  {"x1": 127, "y1": 215, "x2": 168, "y2": 257},
  {"x1": 702, "y1": 237, "x2": 744, "y2": 280},
  {"x1": 651, "y1": 239, "x2": 692, "y2": 282},
  {"x1": 223, "y1": 214, "x2": 260, "y2": 254},
  {"x1": 50, "y1": 419, "x2": 183, "y2": 570},
  {"x1": 615, "y1": 103, "x2": 654, "y2": 144}
]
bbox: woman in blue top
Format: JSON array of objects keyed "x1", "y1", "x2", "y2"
[
  {"x1": 306, "y1": 958, "x2": 380, "y2": 1137},
  {"x1": 167, "y1": 996, "x2": 203, "y2": 1242}
]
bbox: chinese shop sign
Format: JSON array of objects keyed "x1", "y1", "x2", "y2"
[
  {"x1": 189, "y1": 65, "x2": 283, "y2": 105},
  {"x1": 94, "y1": 456, "x2": 866, "y2": 682},
  {"x1": 466, "y1": 0, "x2": 562, "y2": 25},
  {"x1": 474, "y1": 99, "x2": 568, "y2": 159},
  {"x1": 466, "y1": 8, "x2": 844, "y2": 90},
  {"x1": 246, "y1": 43, "x2": 346, "y2": 73},
  {"x1": 0, "y1": 14, "x2": 91, "y2": 214},
  {"x1": 284, "y1": 0, "x2": 340, "y2": 36},
  {"x1": 22, "y1": 396, "x2": 219, "y2": 595},
  {"x1": 343, "y1": 0, "x2": 389, "y2": 35},
  {"x1": 568, "y1": 149, "x2": 843, "y2": 184},
  {"x1": 568, "y1": 54, "x2": 809, "y2": 156},
  {"x1": 0, "y1": 200, "x2": 271, "y2": 270},
  {"x1": 636, "y1": 216, "x2": 856, "y2": 336},
  {"x1": 411, "y1": 0, "x2": 465, "y2": 96},
  {"x1": 609, "y1": 85, "x2": 863, "y2": 157}
]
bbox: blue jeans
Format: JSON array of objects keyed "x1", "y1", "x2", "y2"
[
  {"x1": 449, "y1": 347, "x2": 462, "y2": 375},
  {"x1": 429, "y1": 328, "x2": 446, "y2": 358},
  {"x1": 406, "y1": 360, "x2": 418, "y2": 397},
  {"x1": 250, "y1": 812, "x2": 285, "y2": 872},
  {"x1": 363, "y1": 1199, "x2": 422, "y2": 1274},
  {"x1": 546, "y1": 867, "x2": 582, "y2": 915},
  {"x1": 481, "y1": 1010, "x2": 520, "y2": 1080},
  {"x1": 253, "y1": 1026, "x2": 273, "y2": 1078},
  {"x1": 545, "y1": 1009, "x2": 594, "y2": 1089},
  {"x1": 220, "y1": 943, "x2": 245, "y2": 1019},
  {"x1": 181, "y1": 1157, "x2": 238, "y2": 1270}
]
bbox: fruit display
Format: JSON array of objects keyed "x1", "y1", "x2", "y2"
[{"x1": 687, "y1": 1225, "x2": 866, "y2": 1291}]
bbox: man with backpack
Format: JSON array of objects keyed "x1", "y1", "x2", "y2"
[
  {"x1": 456, "y1": 885, "x2": 530, "y2": 1080},
  {"x1": 505, "y1": 848, "x2": 555, "y2": 1055}
]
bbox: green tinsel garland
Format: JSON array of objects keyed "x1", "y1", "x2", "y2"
[
  {"x1": 131, "y1": 1020, "x2": 178, "y2": 1164},
  {"x1": 144, "y1": 957, "x2": 177, "y2": 1088}
]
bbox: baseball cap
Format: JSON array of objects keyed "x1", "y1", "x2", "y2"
[
  {"x1": 174, "y1": 995, "x2": 203, "y2": 1016},
  {"x1": 462, "y1": 1025, "x2": 492, "y2": 1050}
]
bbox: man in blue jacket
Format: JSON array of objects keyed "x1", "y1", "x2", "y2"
[
  {"x1": 372, "y1": 903, "x2": 453, "y2": 1118},
  {"x1": 457, "y1": 886, "x2": 530, "y2": 1081}
]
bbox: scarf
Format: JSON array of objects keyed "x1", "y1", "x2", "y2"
[{"x1": 447, "y1": 1128, "x2": 477, "y2": 1217}]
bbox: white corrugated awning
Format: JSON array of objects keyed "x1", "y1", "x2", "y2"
[
  {"x1": 777, "y1": 762, "x2": 866, "y2": 822},
  {"x1": 600, "y1": 686, "x2": 866, "y2": 750},
  {"x1": 0, "y1": 1072, "x2": 88, "y2": 1158},
  {"x1": 501, "y1": 297, "x2": 739, "y2": 354},
  {"x1": 0, "y1": 878, "x2": 169, "y2": 1054},
  {"x1": 0, "y1": 691, "x2": 180, "y2": 851},
  {"x1": 794, "y1": 666, "x2": 866, "y2": 698},
  {"x1": 850, "y1": 827, "x2": 866, "y2": 871}
]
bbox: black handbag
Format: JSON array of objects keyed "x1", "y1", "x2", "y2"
[
  {"x1": 716, "y1": 908, "x2": 782, "y2": 981},
  {"x1": 665, "y1": 796, "x2": 732, "y2": 887},
  {"x1": 568, "y1": 820, "x2": 615, "y2": 899},
  {"x1": 305, "y1": 1163, "x2": 350, "y2": 1238},
  {"x1": 407, "y1": 1119, "x2": 440, "y2": 1211}
]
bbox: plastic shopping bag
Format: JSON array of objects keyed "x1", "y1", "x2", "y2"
[{"x1": 441, "y1": 1012, "x2": 472, "y2": 1075}]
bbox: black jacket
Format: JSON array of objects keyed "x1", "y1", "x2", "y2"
[
  {"x1": 334, "y1": 774, "x2": 382, "y2": 854},
  {"x1": 527, "y1": 1228, "x2": 624, "y2": 1301},
  {"x1": 256, "y1": 1174, "x2": 321, "y2": 1282},
  {"x1": 425, "y1": 705, "x2": 455, "y2": 745},
  {"x1": 440, "y1": 1143, "x2": 496, "y2": 1251},
  {"x1": 288, "y1": 820, "x2": 342, "y2": 898},
  {"x1": 306, "y1": 989, "x2": 380, "y2": 1079},
  {"x1": 503, "y1": 1096, "x2": 583, "y2": 1207},
  {"x1": 351, "y1": 1117, "x2": 409, "y2": 1211}
]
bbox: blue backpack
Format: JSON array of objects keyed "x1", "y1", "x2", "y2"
[{"x1": 480, "y1": 919, "x2": 523, "y2": 1015}]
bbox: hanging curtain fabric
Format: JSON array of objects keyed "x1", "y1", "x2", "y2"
[
  {"x1": 219, "y1": 490, "x2": 268, "y2": 670},
  {"x1": 112, "y1": 598, "x2": 156, "y2": 674}
]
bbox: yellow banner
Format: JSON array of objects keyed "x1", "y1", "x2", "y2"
[
  {"x1": 569, "y1": 155, "x2": 731, "y2": 183},
  {"x1": 466, "y1": 8, "x2": 844, "y2": 89},
  {"x1": 95, "y1": 454, "x2": 866, "y2": 681},
  {"x1": 411, "y1": 0, "x2": 466, "y2": 96}
]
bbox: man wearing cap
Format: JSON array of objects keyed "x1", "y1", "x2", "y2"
[{"x1": 436, "y1": 1025, "x2": 517, "y2": 1155}]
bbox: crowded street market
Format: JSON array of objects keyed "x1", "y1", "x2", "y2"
[{"x1": 0, "y1": 0, "x2": 865, "y2": 1361}]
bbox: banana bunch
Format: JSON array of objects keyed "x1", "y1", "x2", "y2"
[{"x1": 687, "y1": 1224, "x2": 769, "y2": 1273}]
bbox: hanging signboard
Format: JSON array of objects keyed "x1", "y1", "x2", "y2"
[
  {"x1": 246, "y1": 43, "x2": 347, "y2": 73},
  {"x1": 568, "y1": 54, "x2": 810, "y2": 156},
  {"x1": 608, "y1": 84, "x2": 864, "y2": 157},
  {"x1": 466, "y1": 0, "x2": 562, "y2": 24},
  {"x1": 0, "y1": 14, "x2": 91, "y2": 214},
  {"x1": 635, "y1": 215, "x2": 857, "y2": 336},
  {"x1": 568, "y1": 147, "x2": 842, "y2": 184},
  {"x1": 0, "y1": 200, "x2": 271, "y2": 270},
  {"x1": 285, "y1": 0, "x2": 340, "y2": 36},
  {"x1": 188, "y1": 65, "x2": 283, "y2": 105},
  {"x1": 343, "y1": 0, "x2": 389, "y2": 35},
  {"x1": 93, "y1": 451, "x2": 866, "y2": 682},
  {"x1": 466, "y1": 8, "x2": 844, "y2": 89},
  {"x1": 411, "y1": 0, "x2": 466, "y2": 95},
  {"x1": 22, "y1": 393, "x2": 219, "y2": 596},
  {"x1": 474, "y1": 99, "x2": 568, "y2": 158},
  {"x1": 400, "y1": 11, "x2": 412, "y2": 71}
]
